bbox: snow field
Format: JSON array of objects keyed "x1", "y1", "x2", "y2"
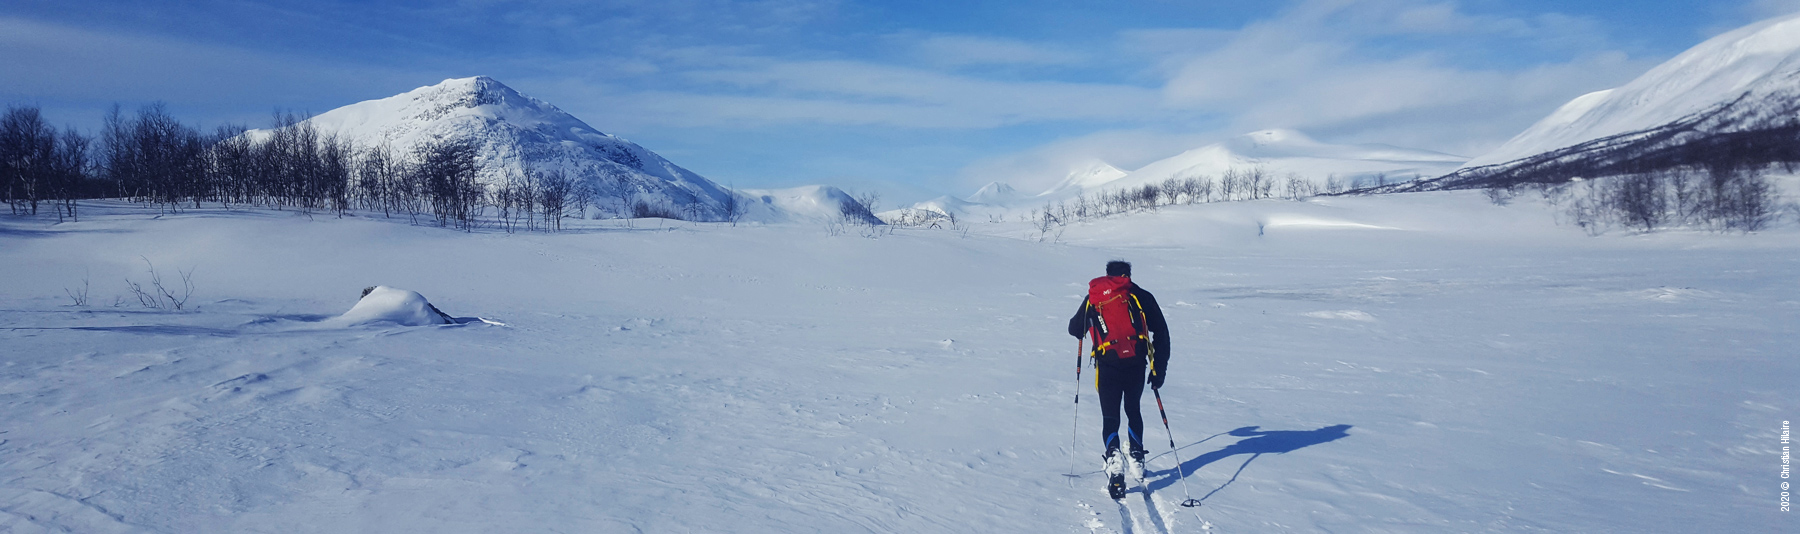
[{"x1": 1, "y1": 193, "x2": 1795, "y2": 532}]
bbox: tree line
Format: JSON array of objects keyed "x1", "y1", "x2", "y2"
[
  {"x1": 1421, "y1": 91, "x2": 1796, "y2": 234},
  {"x1": 1, "y1": 103, "x2": 623, "y2": 232},
  {"x1": 0, "y1": 105, "x2": 90, "y2": 220},
  {"x1": 886, "y1": 167, "x2": 1371, "y2": 231},
  {"x1": 1488, "y1": 165, "x2": 1781, "y2": 234}
]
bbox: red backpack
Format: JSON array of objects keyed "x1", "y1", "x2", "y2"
[{"x1": 1087, "y1": 276, "x2": 1146, "y2": 359}]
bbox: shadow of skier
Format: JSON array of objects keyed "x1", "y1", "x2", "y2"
[{"x1": 1147, "y1": 424, "x2": 1351, "y2": 496}]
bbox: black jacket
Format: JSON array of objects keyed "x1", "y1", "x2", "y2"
[{"x1": 1069, "y1": 283, "x2": 1170, "y2": 373}]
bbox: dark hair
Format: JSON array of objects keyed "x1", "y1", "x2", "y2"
[{"x1": 1106, "y1": 261, "x2": 1131, "y2": 277}]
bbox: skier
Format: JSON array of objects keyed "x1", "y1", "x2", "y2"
[{"x1": 1068, "y1": 260, "x2": 1170, "y2": 500}]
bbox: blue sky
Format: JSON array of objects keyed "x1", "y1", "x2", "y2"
[{"x1": 3, "y1": 0, "x2": 1796, "y2": 202}]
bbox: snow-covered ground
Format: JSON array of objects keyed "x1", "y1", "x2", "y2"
[{"x1": 1, "y1": 193, "x2": 1794, "y2": 533}]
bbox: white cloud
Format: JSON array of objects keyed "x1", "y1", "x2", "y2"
[
  {"x1": 0, "y1": 17, "x2": 427, "y2": 126},
  {"x1": 665, "y1": 59, "x2": 1168, "y2": 128},
  {"x1": 911, "y1": 35, "x2": 1088, "y2": 67},
  {"x1": 954, "y1": 129, "x2": 1219, "y2": 195},
  {"x1": 1151, "y1": 0, "x2": 1650, "y2": 152},
  {"x1": 1746, "y1": 0, "x2": 1800, "y2": 19},
  {"x1": 955, "y1": 0, "x2": 1660, "y2": 192}
]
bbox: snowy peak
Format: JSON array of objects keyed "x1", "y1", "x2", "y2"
[
  {"x1": 966, "y1": 181, "x2": 1020, "y2": 204},
  {"x1": 264, "y1": 76, "x2": 738, "y2": 220},
  {"x1": 1040, "y1": 160, "x2": 1128, "y2": 197},
  {"x1": 399, "y1": 76, "x2": 548, "y2": 124},
  {"x1": 1464, "y1": 11, "x2": 1800, "y2": 168}
]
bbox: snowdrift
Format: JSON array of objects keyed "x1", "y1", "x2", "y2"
[{"x1": 329, "y1": 286, "x2": 453, "y2": 326}]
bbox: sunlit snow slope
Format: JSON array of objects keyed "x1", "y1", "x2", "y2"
[{"x1": 1463, "y1": 11, "x2": 1800, "y2": 168}]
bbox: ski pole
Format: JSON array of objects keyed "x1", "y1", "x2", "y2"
[
  {"x1": 1065, "y1": 338, "x2": 1083, "y2": 478},
  {"x1": 1151, "y1": 384, "x2": 1202, "y2": 507}
]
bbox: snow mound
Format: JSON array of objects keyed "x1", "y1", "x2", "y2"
[{"x1": 331, "y1": 286, "x2": 452, "y2": 326}]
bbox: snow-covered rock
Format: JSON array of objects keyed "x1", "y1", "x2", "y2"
[
  {"x1": 248, "y1": 76, "x2": 737, "y2": 221},
  {"x1": 331, "y1": 286, "x2": 452, "y2": 326}
]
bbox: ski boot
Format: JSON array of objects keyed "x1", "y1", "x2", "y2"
[
  {"x1": 1104, "y1": 447, "x2": 1127, "y2": 500},
  {"x1": 1128, "y1": 445, "x2": 1148, "y2": 485}
]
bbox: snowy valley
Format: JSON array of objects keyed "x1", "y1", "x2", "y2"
[{"x1": 1, "y1": 190, "x2": 1794, "y2": 532}]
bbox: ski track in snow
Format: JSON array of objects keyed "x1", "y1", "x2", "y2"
[{"x1": 2, "y1": 193, "x2": 1796, "y2": 533}]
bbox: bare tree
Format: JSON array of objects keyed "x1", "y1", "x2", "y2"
[
  {"x1": 50, "y1": 127, "x2": 90, "y2": 221},
  {"x1": 1611, "y1": 172, "x2": 1666, "y2": 231},
  {"x1": 0, "y1": 105, "x2": 56, "y2": 215},
  {"x1": 414, "y1": 138, "x2": 483, "y2": 231},
  {"x1": 721, "y1": 182, "x2": 748, "y2": 226},
  {"x1": 538, "y1": 167, "x2": 573, "y2": 232},
  {"x1": 1325, "y1": 174, "x2": 1347, "y2": 195},
  {"x1": 853, "y1": 190, "x2": 881, "y2": 214}
]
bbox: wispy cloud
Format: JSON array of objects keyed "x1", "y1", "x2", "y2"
[
  {"x1": 663, "y1": 59, "x2": 1165, "y2": 127},
  {"x1": 910, "y1": 34, "x2": 1089, "y2": 67},
  {"x1": 1153, "y1": 0, "x2": 1649, "y2": 153},
  {"x1": 0, "y1": 16, "x2": 427, "y2": 126},
  {"x1": 956, "y1": 0, "x2": 1658, "y2": 192},
  {"x1": 1745, "y1": 0, "x2": 1800, "y2": 19},
  {"x1": 955, "y1": 129, "x2": 1219, "y2": 195}
]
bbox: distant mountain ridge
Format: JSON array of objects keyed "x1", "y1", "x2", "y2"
[
  {"x1": 1097, "y1": 129, "x2": 1464, "y2": 195},
  {"x1": 884, "y1": 129, "x2": 1464, "y2": 220}
]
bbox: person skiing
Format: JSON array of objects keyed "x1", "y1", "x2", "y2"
[{"x1": 1068, "y1": 260, "x2": 1170, "y2": 500}]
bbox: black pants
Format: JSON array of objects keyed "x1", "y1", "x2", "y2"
[{"x1": 1095, "y1": 363, "x2": 1146, "y2": 455}]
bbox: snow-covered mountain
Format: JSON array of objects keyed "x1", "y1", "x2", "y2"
[
  {"x1": 250, "y1": 76, "x2": 738, "y2": 220},
  {"x1": 1092, "y1": 129, "x2": 1465, "y2": 195},
  {"x1": 883, "y1": 130, "x2": 1461, "y2": 222},
  {"x1": 1414, "y1": 12, "x2": 1800, "y2": 190},
  {"x1": 1039, "y1": 160, "x2": 1129, "y2": 199},
  {"x1": 966, "y1": 181, "x2": 1022, "y2": 205}
]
